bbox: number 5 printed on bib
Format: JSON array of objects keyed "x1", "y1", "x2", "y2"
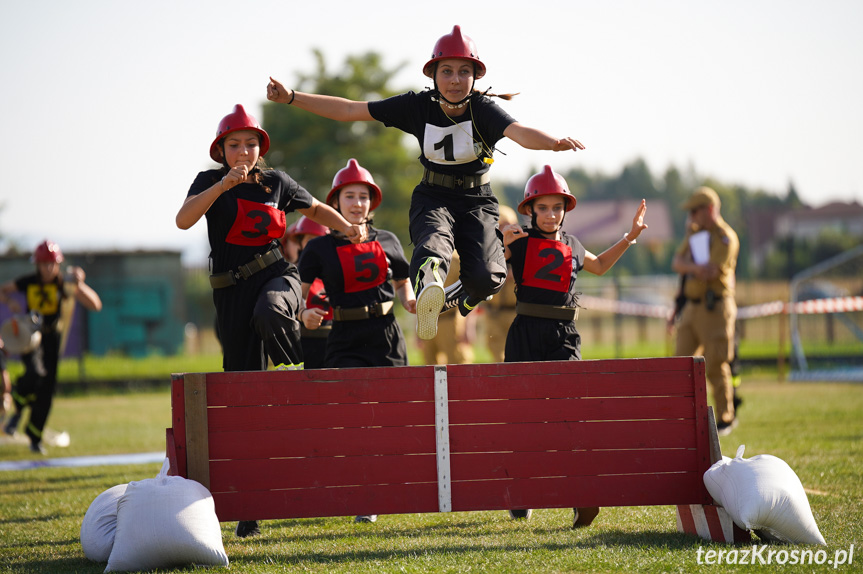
[{"x1": 337, "y1": 242, "x2": 389, "y2": 293}]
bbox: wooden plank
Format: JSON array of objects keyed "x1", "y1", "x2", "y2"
[
  {"x1": 202, "y1": 365, "x2": 436, "y2": 406},
  {"x1": 183, "y1": 372, "x2": 210, "y2": 489},
  {"x1": 692, "y1": 357, "x2": 722, "y2": 473},
  {"x1": 449, "y1": 419, "x2": 698, "y2": 453},
  {"x1": 207, "y1": 401, "x2": 434, "y2": 432},
  {"x1": 208, "y1": 425, "x2": 436, "y2": 460},
  {"x1": 446, "y1": 371, "x2": 696, "y2": 401},
  {"x1": 165, "y1": 429, "x2": 178, "y2": 476},
  {"x1": 447, "y1": 357, "x2": 696, "y2": 379},
  {"x1": 450, "y1": 473, "x2": 709, "y2": 510},
  {"x1": 211, "y1": 482, "x2": 440, "y2": 521},
  {"x1": 170, "y1": 375, "x2": 187, "y2": 478},
  {"x1": 448, "y1": 395, "x2": 695, "y2": 425},
  {"x1": 450, "y1": 449, "x2": 701, "y2": 481},
  {"x1": 208, "y1": 454, "x2": 438, "y2": 492}
]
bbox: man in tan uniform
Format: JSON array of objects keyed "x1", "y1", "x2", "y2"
[
  {"x1": 672, "y1": 187, "x2": 739, "y2": 435},
  {"x1": 482, "y1": 205, "x2": 519, "y2": 363}
]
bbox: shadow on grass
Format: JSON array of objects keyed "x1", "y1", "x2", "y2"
[{"x1": 230, "y1": 529, "x2": 696, "y2": 568}]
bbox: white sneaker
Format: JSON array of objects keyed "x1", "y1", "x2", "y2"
[
  {"x1": 416, "y1": 281, "x2": 445, "y2": 340},
  {"x1": 354, "y1": 515, "x2": 377, "y2": 523}
]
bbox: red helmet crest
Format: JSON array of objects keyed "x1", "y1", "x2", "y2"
[
  {"x1": 33, "y1": 240, "x2": 64, "y2": 264},
  {"x1": 326, "y1": 159, "x2": 383, "y2": 212},
  {"x1": 209, "y1": 104, "x2": 270, "y2": 162},
  {"x1": 517, "y1": 165, "x2": 577, "y2": 215},
  {"x1": 293, "y1": 215, "x2": 330, "y2": 238},
  {"x1": 423, "y1": 25, "x2": 486, "y2": 79}
]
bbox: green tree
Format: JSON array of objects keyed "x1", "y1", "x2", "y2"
[{"x1": 262, "y1": 50, "x2": 423, "y2": 246}]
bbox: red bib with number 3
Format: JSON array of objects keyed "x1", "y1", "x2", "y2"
[
  {"x1": 521, "y1": 237, "x2": 572, "y2": 293},
  {"x1": 226, "y1": 198, "x2": 286, "y2": 246},
  {"x1": 337, "y1": 241, "x2": 388, "y2": 293}
]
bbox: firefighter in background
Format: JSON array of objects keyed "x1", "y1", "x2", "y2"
[
  {"x1": 481, "y1": 204, "x2": 519, "y2": 362},
  {"x1": 671, "y1": 186, "x2": 740, "y2": 436},
  {"x1": 0, "y1": 240, "x2": 102, "y2": 455},
  {"x1": 502, "y1": 166, "x2": 647, "y2": 527}
]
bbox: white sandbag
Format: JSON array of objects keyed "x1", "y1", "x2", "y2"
[
  {"x1": 703, "y1": 444, "x2": 826, "y2": 545},
  {"x1": 105, "y1": 460, "x2": 228, "y2": 572},
  {"x1": 80, "y1": 484, "x2": 128, "y2": 562}
]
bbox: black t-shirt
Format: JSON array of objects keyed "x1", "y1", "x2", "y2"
[
  {"x1": 187, "y1": 169, "x2": 314, "y2": 273},
  {"x1": 298, "y1": 228, "x2": 410, "y2": 309},
  {"x1": 14, "y1": 273, "x2": 67, "y2": 331},
  {"x1": 368, "y1": 90, "x2": 516, "y2": 177},
  {"x1": 506, "y1": 228, "x2": 586, "y2": 308}
]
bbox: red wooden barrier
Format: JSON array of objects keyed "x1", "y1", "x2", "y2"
[{"x1": 167, "y1": 357, "x2": 732, "y2": 538}]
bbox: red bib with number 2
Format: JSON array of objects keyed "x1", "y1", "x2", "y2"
[{"x1": 521, "y1": 237, "x2": 572, "y2": 293}]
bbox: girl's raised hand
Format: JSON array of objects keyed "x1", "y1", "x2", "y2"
[
  {"x1": 502, "y1": 223, "x2": 526, "y2": 247},
  {"x1": 221, "y1": 165, "x2": 249, "y2": 192},
  {"x1": 552, "y1": 137, "x2": 586, "y2": 152},
  {"x1": 343, "y1": 224, "x2": 367, "y2": 244},
  {"x1": 628, "y1": 199, "x2": 648, "y2": 241},
  {"x1": 267, "y1": 77, "x2": 292, "y2": 104}
]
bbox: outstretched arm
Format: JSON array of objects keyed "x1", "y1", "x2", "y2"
[
  {"x1": 503, "y1": 122, "x2": 585, "y2": 152},
  {"x1": 267, "y1": 77, "x2": 374, "y2": 122},
  {"x1": 297, "y1": 199, "x2": 367, "y2": 244},
  {"x1": 583, "y1": 199, "x2": 647, "y2": 276}
]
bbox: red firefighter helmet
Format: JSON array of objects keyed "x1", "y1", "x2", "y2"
[
  {"x1": 293, "y1": 215, "x2": 330, "y2": 238},
  {"x1": 209, "y1": 104, "x2": 270, "y2": 162},
  {"x1": 33, "y1": 240, "x2": 64, "y2": 263},
  {"x1": 423, "y1": 25, "x2": 486, "y2": 79},
  {"x1": 326, "y1": 159, "x2": 383, "y2": 211},
  {"x1": 517, "y1": 165, "x2": 577, "y2": 215}
]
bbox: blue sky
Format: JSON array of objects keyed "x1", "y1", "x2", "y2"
[{"x1": 2, "y1": 0, "x2": 861, "y2": 263}]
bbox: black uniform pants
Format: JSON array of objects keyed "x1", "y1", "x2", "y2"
[
  {"x1": 213, "y1": 273, "x2": 303, "y2": 372},
  {"x1": 408, "y1": 185, "x2": 506, "y2": 301},
  {"x1": 12, "y1": 330, "x2": 61, "y2": 445},
  {"x1": 504, "y1": 315, "x2": 582, "y2": 363}
]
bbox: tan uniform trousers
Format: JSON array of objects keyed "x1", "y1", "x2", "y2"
[
  {"x1": 675, "y1": 296, "x2": 737, "y2": 424},
  {"x1": 422, "y1": 312, "x2": 473, "y2": 365},
  {"x1": 483, "y1": 308, "x2": 517, "y2": 363}
]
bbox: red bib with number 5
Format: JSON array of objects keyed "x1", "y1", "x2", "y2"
[
  {"x1": 226, "y1": 198, "x2": 286, "y2": 246},
  {"x1": 337, "y1": 242, "x2": 388, "y2": 293},
  {"x1": 521, "y1": 237, "x2": 572, "y2": 293}
]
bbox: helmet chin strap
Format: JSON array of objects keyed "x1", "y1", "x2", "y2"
[
  {"x1": 432, "y1": 63, "x2": 475, "y2": 108},
  {"x1": 530, "y1": 211, "x2": 565, "y2": 235}
]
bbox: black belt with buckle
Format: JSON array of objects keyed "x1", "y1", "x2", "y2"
[
  {"x1": 332, "y1": 301, "x2": 394, "y2": 321},
  {"x1": 422, "y1": 168, "x2": 491, "y2": 190},
  {"x1": 209, "y1": 248, "x2": 283, "y2": 289},
  {"x1": 516, "y1": 301, "x2": 578, "y2": 321}
]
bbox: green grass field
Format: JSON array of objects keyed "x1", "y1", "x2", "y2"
[{"x1": 1, "y1": 376, "x2": 861, "y2": 573}]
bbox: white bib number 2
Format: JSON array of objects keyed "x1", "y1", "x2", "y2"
[{"x1": 423, "y1": 122, "x2": 479, "y2": 165}]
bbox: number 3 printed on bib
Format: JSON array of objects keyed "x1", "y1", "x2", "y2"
[
  {"x1": 423, "y1": 122, "x2": 478, "y2": 165},
  {"x1": 337, "y1": 242, "x2": 389, "y2": 293},
  {"x1": 521, "y1": 237, "x2": 572, "y2": 293},
  {"x1": 226, "y1": 198, "x2": 286, "y2": 246}
]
